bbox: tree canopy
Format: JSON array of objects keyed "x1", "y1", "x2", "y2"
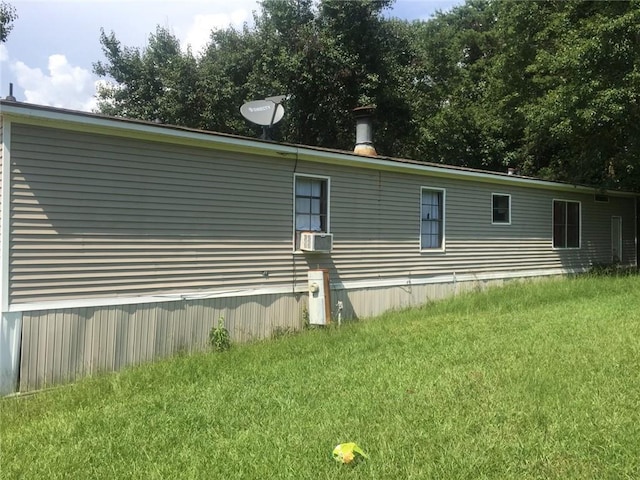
[
  {"x1": 94, "y1": 0, "x2": 640, "y2": 192},
  {"x1": 0, "y1": 1, "x2": 17, "y2": 43}
]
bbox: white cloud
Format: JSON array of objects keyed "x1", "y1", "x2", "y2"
[
  {"x1": 12, "y1": 54, "x2": 99, "y2": 112},
  {"x1": 182, "y1": 9, "x2": 252, "y2": 55}
]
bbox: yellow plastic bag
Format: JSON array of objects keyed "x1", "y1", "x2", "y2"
[{"x1": 332, "y1": 442, "x2": 368, "y2": 464}]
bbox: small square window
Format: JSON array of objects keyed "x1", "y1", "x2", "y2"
[{"x1": 492, "y1": 194, "x2": 511, "y2": 224}]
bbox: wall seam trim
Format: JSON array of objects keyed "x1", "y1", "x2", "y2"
[{"x1": 8, "y1": 267, "x2": 586, "y2": 313}]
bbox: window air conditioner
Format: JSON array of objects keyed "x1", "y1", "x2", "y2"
[{"x1": 300, "y1": 232, "x2": 333, "y2": 252}]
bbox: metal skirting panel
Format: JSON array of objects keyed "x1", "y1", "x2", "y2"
[
  {"x1": 332, "y1": 278, "x2": 508, "y2": 320},
  {"x1": 18, "y1": 292, "x2": 304, "y2": 392},
  {"x1": 17, "y1": 276, "x2": 552, "y2": 393}
]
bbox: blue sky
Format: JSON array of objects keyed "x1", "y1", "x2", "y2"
[{"x1": 0, "y1": 0, "x2": 459, "y2": 112}]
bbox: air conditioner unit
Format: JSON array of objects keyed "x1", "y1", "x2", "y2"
[{"x1": 300, "y1": 232, "x2": 333, "y2": 252}]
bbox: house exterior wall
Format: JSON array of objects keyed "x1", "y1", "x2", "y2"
[
  {"x1": 9, "y1": 123, "x2": 637, "y2": 308},
  {"x1": 1, "y1": 104, "x2": 637, "y2": 393},
  {"x1": 9, "y1": 123, "x2": 296, "y2": 305},
  {"x1": 294, "y1": 162, "x2": 637, "y2": 288}
]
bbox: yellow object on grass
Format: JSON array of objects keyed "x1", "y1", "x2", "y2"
[{"x1": 332, "y1": 443, "x2": 368, "y2": 464}]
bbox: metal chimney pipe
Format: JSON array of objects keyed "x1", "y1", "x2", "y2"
[
  {"x1": 5, "y1": 83, "x2": 17, "y2": 102},
  {"x1": 353, "y1": 106, "x2": 377, "y2": 157}
]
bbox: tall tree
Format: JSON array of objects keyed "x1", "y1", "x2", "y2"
[
  {"x1": 490, "y1": 0, "x2": 640, "y2": 190},
  {"x1": 0, "y1": 1, "x2": 17, "y2": 42},
  {"x1": 94, "y1": 27, "x2": 200, "y2": 126},
  {"x1": 200, "y1": 0, "x2": 416, "y2": 153},
  {"x1": 408, "y1": 0, "x2": 501, "y2": 168}
]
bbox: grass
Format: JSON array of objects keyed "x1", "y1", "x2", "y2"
[{"x1": 1, "y1": 275, "x2": 639, "y2": 479}]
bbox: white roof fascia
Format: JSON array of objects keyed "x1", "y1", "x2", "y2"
[
  {"x1": 1, "y1": 101, "x2": 636, "y2": 198},
  {"x1": 0, "y1": 101, "x2": 293, "y2": 158}
]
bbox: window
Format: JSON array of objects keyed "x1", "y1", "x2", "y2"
[
  {"x1": 294, "y1": 175, "x2": 329, "y2": 249},
  {"x1": 421, "y1": 188, "x2": 445, "y2": 250},
  {"x1": 553, "y1": 200, "x2": 580, "y2": 248},
  {"x1": 492, "y1": 194, "x2": 511, "y2": 224}
]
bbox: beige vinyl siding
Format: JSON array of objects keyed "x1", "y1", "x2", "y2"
[
  {"x1": 8, "y1": 123, "x2": 637, "y2": 306},
  {"x1": 10, "y1": 124, "x2": 296, "y2": 304},
  {"x1": 293, "y1": 161, "x2": 636, "y2": 284},
  {"x1": 584, "y1": 195, "x2": 637, "y2": 264}
]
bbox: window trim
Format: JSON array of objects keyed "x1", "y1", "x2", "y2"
[
  {"x1": 552, "y1": 198, "x2": 582, "y2": 250},
  {"x1": 491, "y1": 193, "x2": 511, "y2": 225},
  {"x1": 420, "y1": 187, "x2": 446, "y2": 252},
  {"x1": 293, "y1": 173, "x2": 331, "y2": 252}
]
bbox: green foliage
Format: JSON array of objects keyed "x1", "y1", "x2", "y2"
[
  {"x1": 208, "y1": 316, "x2": 231, "y2": 352},
  {"x1": 489, "y1": 0, "x2": 640, "y2": 190},
  {"x1": 93, "y1": 27, "x2": 201, "y2": 126},
  {"x1": 0, "y1": 1, "x2": 17, "y2": 43},
  {"x1": 409, "y1": 0, "x2": 503, "y2": 168}
]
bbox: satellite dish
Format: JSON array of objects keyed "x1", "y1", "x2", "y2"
[{"x1": 240, "y1": 99, "x2": 285, "y2": 127}]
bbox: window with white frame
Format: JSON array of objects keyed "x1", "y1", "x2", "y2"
[
  {"x1": 421, "y1": 188, "x2": 445, "y2": 250},
  {"x1": 294, "y1": 175, "x2": 329, "y2": 249},
  {"x1": 492, "y1": 193, "x2": 511, "y2": 224},
  {"x1": 553, "y1": 200, "x2": 580, "y2": 248}
]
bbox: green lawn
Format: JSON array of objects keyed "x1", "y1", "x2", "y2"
[{"x1": 2, "y1": 275, "x2": 639, "y2": 479}]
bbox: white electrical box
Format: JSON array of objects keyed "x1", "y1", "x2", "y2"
[
  {"x1": 300, "y1": 232, "x2": 333, "y2": 252},
  {"x1": 307, "y1": 269, "x2": 331, "y2": 325}
]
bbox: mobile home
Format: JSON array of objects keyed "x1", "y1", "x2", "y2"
[{"x1": 1, "y1": 100, "x2": 637, "y2": 394}]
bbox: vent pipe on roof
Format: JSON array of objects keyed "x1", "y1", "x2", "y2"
[
  {"x1": 353, "y1": 106, "x2": 377, "y2": 157},
  {"x1": 5, "y1": 83, "x2": 17, "y2": 102}
]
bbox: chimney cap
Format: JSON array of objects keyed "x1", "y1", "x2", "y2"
[{"x1": 352, "y1": 105, "x2": 376, "y2": 117}]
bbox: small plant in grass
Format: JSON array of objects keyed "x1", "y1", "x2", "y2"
[
  {"x1": 209, "y1": 316, "x2": 231, "y2": 352},
  {"x1": 271, "y1": 326, "x2": 297, "y2": 339},
  {"x1": 301, "y1": 306, "x2": 310, "y2": 329}
]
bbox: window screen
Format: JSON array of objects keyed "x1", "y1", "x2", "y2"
[{"x1": 421, "y1": 189, "x2": 444, "y2": 249}]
